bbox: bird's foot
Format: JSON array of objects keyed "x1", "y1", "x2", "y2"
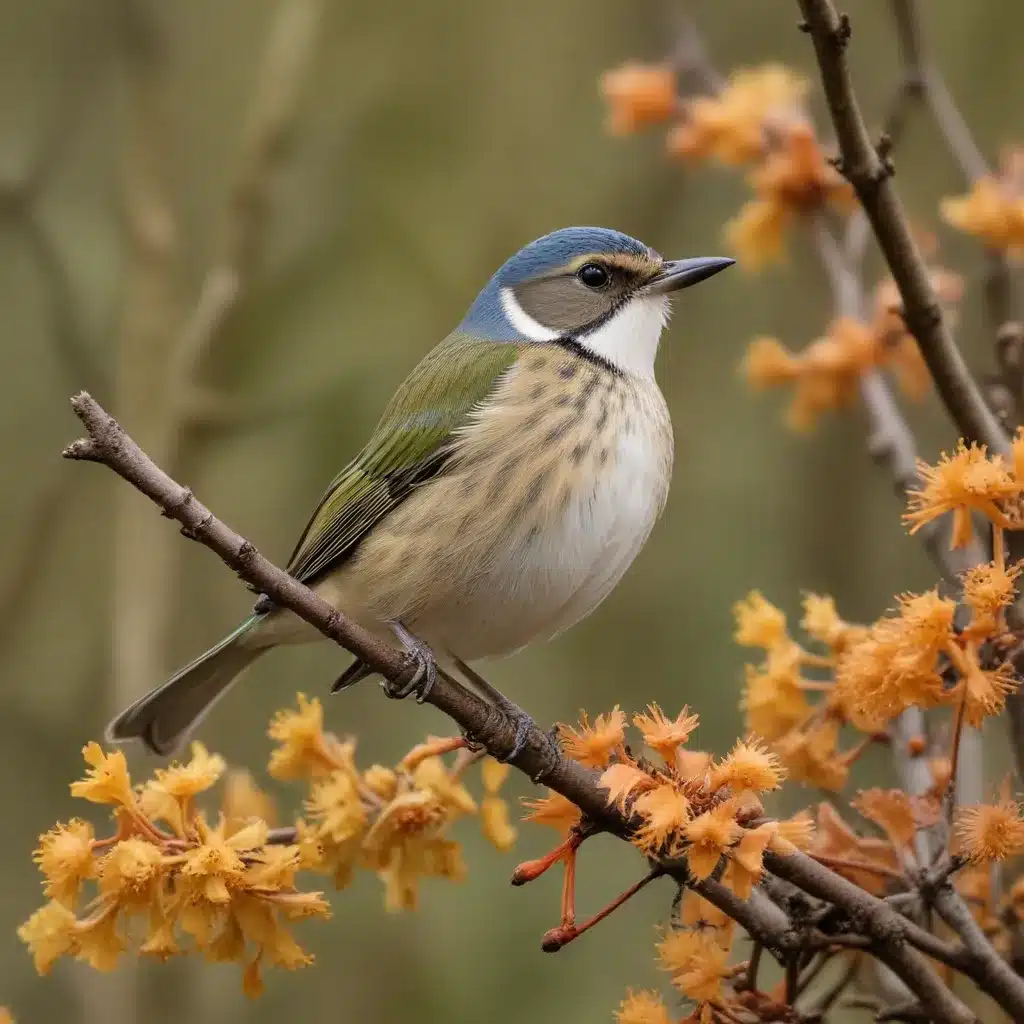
[
  {"x1": 382, "y1": 620, "x2": 437, "y2": 703},
  {"x1": 489, "y1": 694, "x2": 561, "y2": 783},
  {"x1": 449, "y1": 655, "x2": 560, "y2": 779}
]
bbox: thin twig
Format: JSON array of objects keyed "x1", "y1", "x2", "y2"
[
  {"x1": 930, "y1": 882, "x2": 1024, "y2": 1021},
  {"x1": 797, "y1": 0, "x2": 1008, "y2": 457}
]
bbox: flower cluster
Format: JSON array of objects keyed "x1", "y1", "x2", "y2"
[
  {"x1": 19, "y1": 696, "x2": 515, "y2": 995},
  {"x1": 941, "y1": 147, "x2": 1024, "y2": 255},
  {"x1": 737, "y1": 564, "x2": 1019, "y2": 789},
  {"x1": 269, "y1": 695, "x2": 515, "y2": 912},
  {"x1": 18, "y1": 741, "x2": 329, "y2": 996},
  {"x1": 529, "y1": 706, "x2": 811, "y2": 1021},
  {"x1": 599, "y1": 63, "x2": 854, "y2": 269},
  {"x1": 735, "y1": 591, "x2": 868, "y2": 791},
  {"x1": 743, "y1": 267, "x2": 962, "y2": 430}
]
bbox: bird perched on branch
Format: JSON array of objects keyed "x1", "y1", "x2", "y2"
[{"x1": 107, "y1": 227, "x2": 733, "y2": 756}]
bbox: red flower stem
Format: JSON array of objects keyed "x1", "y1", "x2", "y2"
[
  {"x1": 541, "y1": 866, "x2": 663, "y2": 953},
  {"x1": 560, "y1": 846, "x2": 577, "y2": 927},
  {"x1": 511, "y1": 835, "x2": 575, "y2": 886}
]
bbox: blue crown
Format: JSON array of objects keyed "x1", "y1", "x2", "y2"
[{"x1": 461, "y1": 227, "x2": 655, "y2": 341}]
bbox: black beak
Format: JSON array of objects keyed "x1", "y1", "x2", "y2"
[{"x1": 643, "y1": 256, "x2": 735, "y2": 295}]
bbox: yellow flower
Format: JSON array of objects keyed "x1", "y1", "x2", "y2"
[
  {"x1": 956, "y1": 801, "x2": 1024, "y2": 863},
  {"x1": 710, "y1": 738, "x2": 784, "y2": 796},
  {"x1": 726, "y1": 121, "x2": 854, "y2": 270},
  {"x1": 522, "y1": 790, "x2": 582, "y2": 834},
  {"x1": 153, "y1": 742, "x2": 226, "y2": 799},
  {"x1": 559, "y1": 707, "x2": 626, "y2": 768},
  {"x1": 268, "y1": 694, "x2": 348, "y2": 780},
  {"x1": 741, "y1": 656, "x2": 811, "y2": 742},
  {"x1": 941, "y1": 150, "x2": 1024, "y2": 253},
  {"x1": 615, "y1": 989, "x2": 673, "y2": 1024},
  {"x1": 362, "y1": 790, "x2": 448, "y2": 871},
  {"x1": 801, "y1": 593, "x2": 865, "y2": 653},
  {"x1": 632, "y1": 704, "x2": 700, "y2": 763},
  {"x1": 668, "y1": 64, "x2": 807, "y2": 166},
  {"x1": 70, "y1": 743, "x2": 134, "y2": 807},
  {"x1": 684, "y1": 800, "x2": 742, "y2": 880},
  {"x1": 140, "y1": 904, "x2": 182, "y2": 961},
  {"x1": 74, "y1": 904, "x2": 125, "y2": 972},
  {"x1": 962, "y1": 560, "x2": 1022, "y2": 637},
  {"x1": 362, "y1": 764, "x2": 398, "y2": 801},
  {"x1": 725, "y1": 199, "x2": 790, "y2": 271},
  {"x1": 179, "y1": 817, "x2": 266, "y2": 907},
  {"x1": 733, "y1": 591, "x2": 788, "y2": 649},
  {"x1": 480, "y1": 758, "x2": 516, "y2": 851},
  {"x1": 832, "y1": 592, "x2": 956, "y2": 732},
  {"x1": 633, "y1": 784, "x2": 691, "y2": 855},
  {"x1": 18, "y1": 900, "x2": 80, "y2": 974},
  {"x1": 412, "y1": 756, "x2": 477, "y2": 817},
  {"x1": 904, "y1": 441, "x2": 1020, "y2": 547},
  {"x1": 769, "y1": 811, "x2": 815, "y2": 855},
  {"x1": 742, "y1": 336, "x2": 801, "y2": 389},
  {"x1": 600, "y1": 63, "x2": 677, "y2": 135},
  {"x1": 852, "y1": 789, "x2": 917, "y2": 850},
  {"x1": 363, "y1": 790, "x2": 464, "y2": 911},
  {"x1": 961, "y1": 658, "x2": 1019, "y2": 728},
  {"x1": 34, "y1": 819, "x2": 95, "y2": 907},
  {"x1": 774, "y1": 720, "x2": 855, "y2": 792},
  {"x1": 679, "y1": 889, "x2": 732, "y2": 930},
  {"x1": 222, "y1": 770, "x2": 277, "y2": 836},
  {"x1": 723, "y1": 823, "x2": 775, "y2": 898},
  {"x1": 96, "y1": 838, "x2": 167, "y2": 912},
  {"x1": 658, "y1": 927, "x2": 731, "y2": 1004},
  {"x1": 600, "y1": 761, "x2": 657, "y2": 809}
]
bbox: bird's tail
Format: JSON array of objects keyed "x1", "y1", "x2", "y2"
[{"x1": 105, "y1": 615, "x2": 268, "y2": 756}]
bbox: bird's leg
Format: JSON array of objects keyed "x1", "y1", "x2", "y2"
[
  {"x1": 383, "y1": 620, "x2": 438, "y2": 703},
  {"x1": 453, "y1": 656, "x2": 560, "y2": 780}
]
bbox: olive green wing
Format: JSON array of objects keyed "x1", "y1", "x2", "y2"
[{"x1": 285, "y1": 333, "x2": 521, "y2": 584}]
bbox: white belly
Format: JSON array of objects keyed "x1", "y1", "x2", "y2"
[{"x1": 438, "y1": 409, "x2": 672, "y2": 659}]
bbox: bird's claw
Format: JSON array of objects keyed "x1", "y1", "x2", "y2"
[
  {"x1": 381, "y1": 621, "x2": 437, "y2": 703},
  {"x1": 489, "y1": 697, "x2": 560, "y2": 783}
]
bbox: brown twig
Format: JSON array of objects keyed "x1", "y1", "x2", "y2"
[{"x1": 796, "y1": 0, "x2": 1008, "y2": 457}]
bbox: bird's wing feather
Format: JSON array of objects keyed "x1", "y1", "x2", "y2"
[{"x1": 285, "y1": 333, "x2": 521, "y2": 583}]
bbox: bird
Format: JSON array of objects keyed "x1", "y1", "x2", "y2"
[{"x1": 106, "y1": 226, "x2": 733, "y2": 757}]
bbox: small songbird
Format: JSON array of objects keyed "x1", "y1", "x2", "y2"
[{"x1": 107, "y1": 227, "x2": 732, "y2": 755}]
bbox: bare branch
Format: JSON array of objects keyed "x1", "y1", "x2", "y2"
[
  {"x1": 170, "y1": 0, "x2": 325, "y2": 395},
  {"x1": 796, "y1": 0, "x2": 1008, "y2": 456}
]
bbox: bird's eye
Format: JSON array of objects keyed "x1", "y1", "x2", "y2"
[{"x1": 577, "y1": 263, "x2": 609, "y2": 289}]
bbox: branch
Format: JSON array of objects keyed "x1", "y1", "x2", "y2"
[
  {"x1": 169, "y1": 0, "x2": 325, "y2": 397},
  {"x1": 796, "y1": 0, "x2": 1008, "y2": 457},
  {"x1": 63, "y1": 392, "x2": 611, "y2": 819},
  {"x1": 66, "y1": 389, "x2": 986, "y2": 1024},
  {"x1": 930, "y1": 882, "x2": 1024, "y2": 1020}
]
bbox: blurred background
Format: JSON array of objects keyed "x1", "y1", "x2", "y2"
[{"x1": 1, "y1": 0, "x2": 1022, "y2": 1020}]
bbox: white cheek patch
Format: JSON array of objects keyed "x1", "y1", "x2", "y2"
[
  {"x1": 500, "y1": 287, "x2": 560, "y2": 342},
  {"x1": 580, "y1": 295, "x2": 670, "y2": 378}
]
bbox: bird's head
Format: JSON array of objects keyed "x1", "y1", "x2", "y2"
[{"x1": 462, "y1": 227, "x2": 733, "y2": 376}]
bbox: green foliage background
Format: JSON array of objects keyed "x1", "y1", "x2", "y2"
[{"x1": 0, "y1": 1, "x2": 1020, "y2": 1020}]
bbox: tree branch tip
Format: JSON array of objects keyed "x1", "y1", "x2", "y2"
[{"x1": 61, "y1": 437, "x2": 99, "y2": 462}]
